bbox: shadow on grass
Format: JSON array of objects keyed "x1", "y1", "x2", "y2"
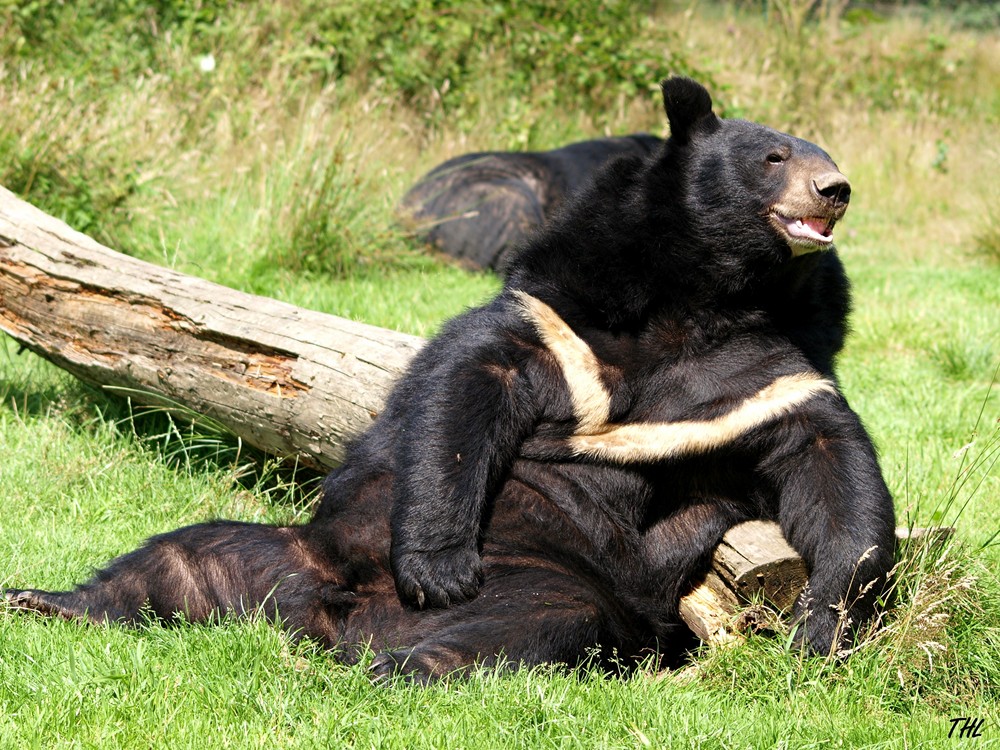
[{"x1": 0, "y1": 367, "x2": 325, "y2": 513}]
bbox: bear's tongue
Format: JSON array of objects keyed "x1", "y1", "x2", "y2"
[{"x1": 785, "y1": 216, "x2": 832, "y2": 243}]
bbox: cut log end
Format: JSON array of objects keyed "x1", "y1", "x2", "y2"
[{"x1": 679, "y1": 521, "x2": 957, "y2": 647}]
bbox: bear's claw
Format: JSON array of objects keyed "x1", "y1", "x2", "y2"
[
  {"x1": 393, "y1": 546, "x2": 484, "y2": 610},
  {"x1": 4, "y1": 588, "x2": 56, "y2": 616},
  {"x1": 369, "y1": 649, "x2": 437, "y2": 686}
]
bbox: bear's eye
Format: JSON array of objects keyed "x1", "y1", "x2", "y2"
[{"x1": 766, "y1": 153, "x2": 786, "y2": 165}]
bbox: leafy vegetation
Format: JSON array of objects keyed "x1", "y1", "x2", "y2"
[{"x1": 1, "y1": 1, "x2": 998, "y2": 747}]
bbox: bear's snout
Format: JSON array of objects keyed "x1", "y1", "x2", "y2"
[{"x1": 812, "y1": 171, "x2": 851, "y2": 209}]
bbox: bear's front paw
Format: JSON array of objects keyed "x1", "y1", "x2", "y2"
[
  {"x1": 392, "y1": 545, "x2": 483, "y2": 609},
  {"x1": 789, "y1": 598, "x2": 848, "y2": 657}
]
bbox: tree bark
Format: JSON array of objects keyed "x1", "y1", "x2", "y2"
[
  {"x1": 0, "y1": 185, "x2": 422, "y2": 471},
  {"x1": 680, "y1": 521, "x2": 806, "y2": 646}
]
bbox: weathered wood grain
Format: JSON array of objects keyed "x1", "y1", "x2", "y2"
[{"x1": 0, "y1": 185, "x2": 422, "y2": 470}]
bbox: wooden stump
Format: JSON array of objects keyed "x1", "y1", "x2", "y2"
[{"x1": 679, "y1": 522, "x2": 955, "y2": 645}]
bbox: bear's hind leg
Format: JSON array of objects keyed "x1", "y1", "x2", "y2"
[
  {"x1": 365, "y1": 562, "x2": 651, "y2": 683},
  {"x1": 5, "y1": 520, "x2": 347, "y2": 645},
  {"x1": 4, "y1": 527, "x2": 223, "y2": 624}
]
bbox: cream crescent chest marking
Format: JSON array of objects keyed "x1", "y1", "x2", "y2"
[
  {"x1": 512, "y1": 290, "x2": 611, "y2": 432},
  {"x1": 513, "y1": 290, "x2": 837, "y2": 464},
  {"x1": 567, "y1": 372, "x2": 837, "y2": 463}
]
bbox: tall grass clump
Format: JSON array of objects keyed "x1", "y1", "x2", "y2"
[
  {"x1": 976, "y1": 208, "x2": 1000, "y2": 265},
  {"x1": 712, "y1": 0, "x2": 998, "y2": 133},
  {"x1": 866, "y1": 379, "x2": 999, "y2": 705},
  {"x1": 252, "y1": 131, "x2": 426, "y2": 281}
]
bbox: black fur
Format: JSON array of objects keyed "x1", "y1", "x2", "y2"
[
  {"x1": 399, "y1": 134, "x2": 663, "y2": 271},
  {"x1": 5, "y1": 79, "x2": 894, "y2": 681}
]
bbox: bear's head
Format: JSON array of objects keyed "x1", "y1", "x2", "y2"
[
  {"x1": 660, "y1": 77, "x2": 851, "y2": 263},
  {"x1": 505, "y1": 78, "x2": 853, "y2": 327}
]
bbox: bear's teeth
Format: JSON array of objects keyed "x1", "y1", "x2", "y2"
[
  {"x1": 786, "y1": 216, "x2": 832, "y2": 243},
  {"x1": 770, "y1": 212, "x2": 835, "y2": 249}
]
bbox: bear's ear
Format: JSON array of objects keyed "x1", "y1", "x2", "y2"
[{"x1": 660, "y1": 77, "x2": 718, "y2": 143}]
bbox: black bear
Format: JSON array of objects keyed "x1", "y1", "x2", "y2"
[
  {"x1": 399, "y1": 134, "x2": 662, "y2": 271},
  {"x1": 5, "y1": 79, "x2": 895, "y2": 682}
]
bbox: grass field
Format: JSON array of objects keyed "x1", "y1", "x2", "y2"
[{"x1": 1, "y1": 1, "x2": 998, "y2": 748}]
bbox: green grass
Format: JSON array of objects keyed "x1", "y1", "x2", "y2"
[
  {"x1": 0, "y1": 628, "x2": 985, "y2": 749},
  {"x1": 1, "y1": 1, "x2": 999, "y2": 748}
]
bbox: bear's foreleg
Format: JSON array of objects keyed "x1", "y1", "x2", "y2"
[
  {"x1": 390, "y1": 339, "x2": 539, "y2": 610},
  {"x1": 764, "y1": 398, "x2": 896, "y2": 655}
]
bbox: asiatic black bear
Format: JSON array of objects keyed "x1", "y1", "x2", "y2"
[
  {"x1": 400, "y1": 133, "x2": 662, "y2": 271},
  {"x1": 6, "y1": 79, "x2": 894, "y2": 683}
]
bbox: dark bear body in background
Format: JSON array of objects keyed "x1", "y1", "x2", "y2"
[
  {"x1": 399, "y1": 134, "x2": 663, "y2": 271},
  {"x1": 6, "y1": 79, "x2": 895, "y2": 683}
]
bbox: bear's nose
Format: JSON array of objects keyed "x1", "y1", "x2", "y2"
[{"x1": 813, "y1": 172, "x2": 852, "y2": 207}]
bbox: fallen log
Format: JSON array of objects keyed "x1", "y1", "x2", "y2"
[
  {"x1": 0, "y1": 185, "x2": 950, "y2": 647},
  {"x1": 0, "y1": 185, "x2": 422, "y2": 470}
]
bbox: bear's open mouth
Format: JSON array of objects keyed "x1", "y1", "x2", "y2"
[{"x1": 769, "y1": 212, "x2": 836, "y2": 253}]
